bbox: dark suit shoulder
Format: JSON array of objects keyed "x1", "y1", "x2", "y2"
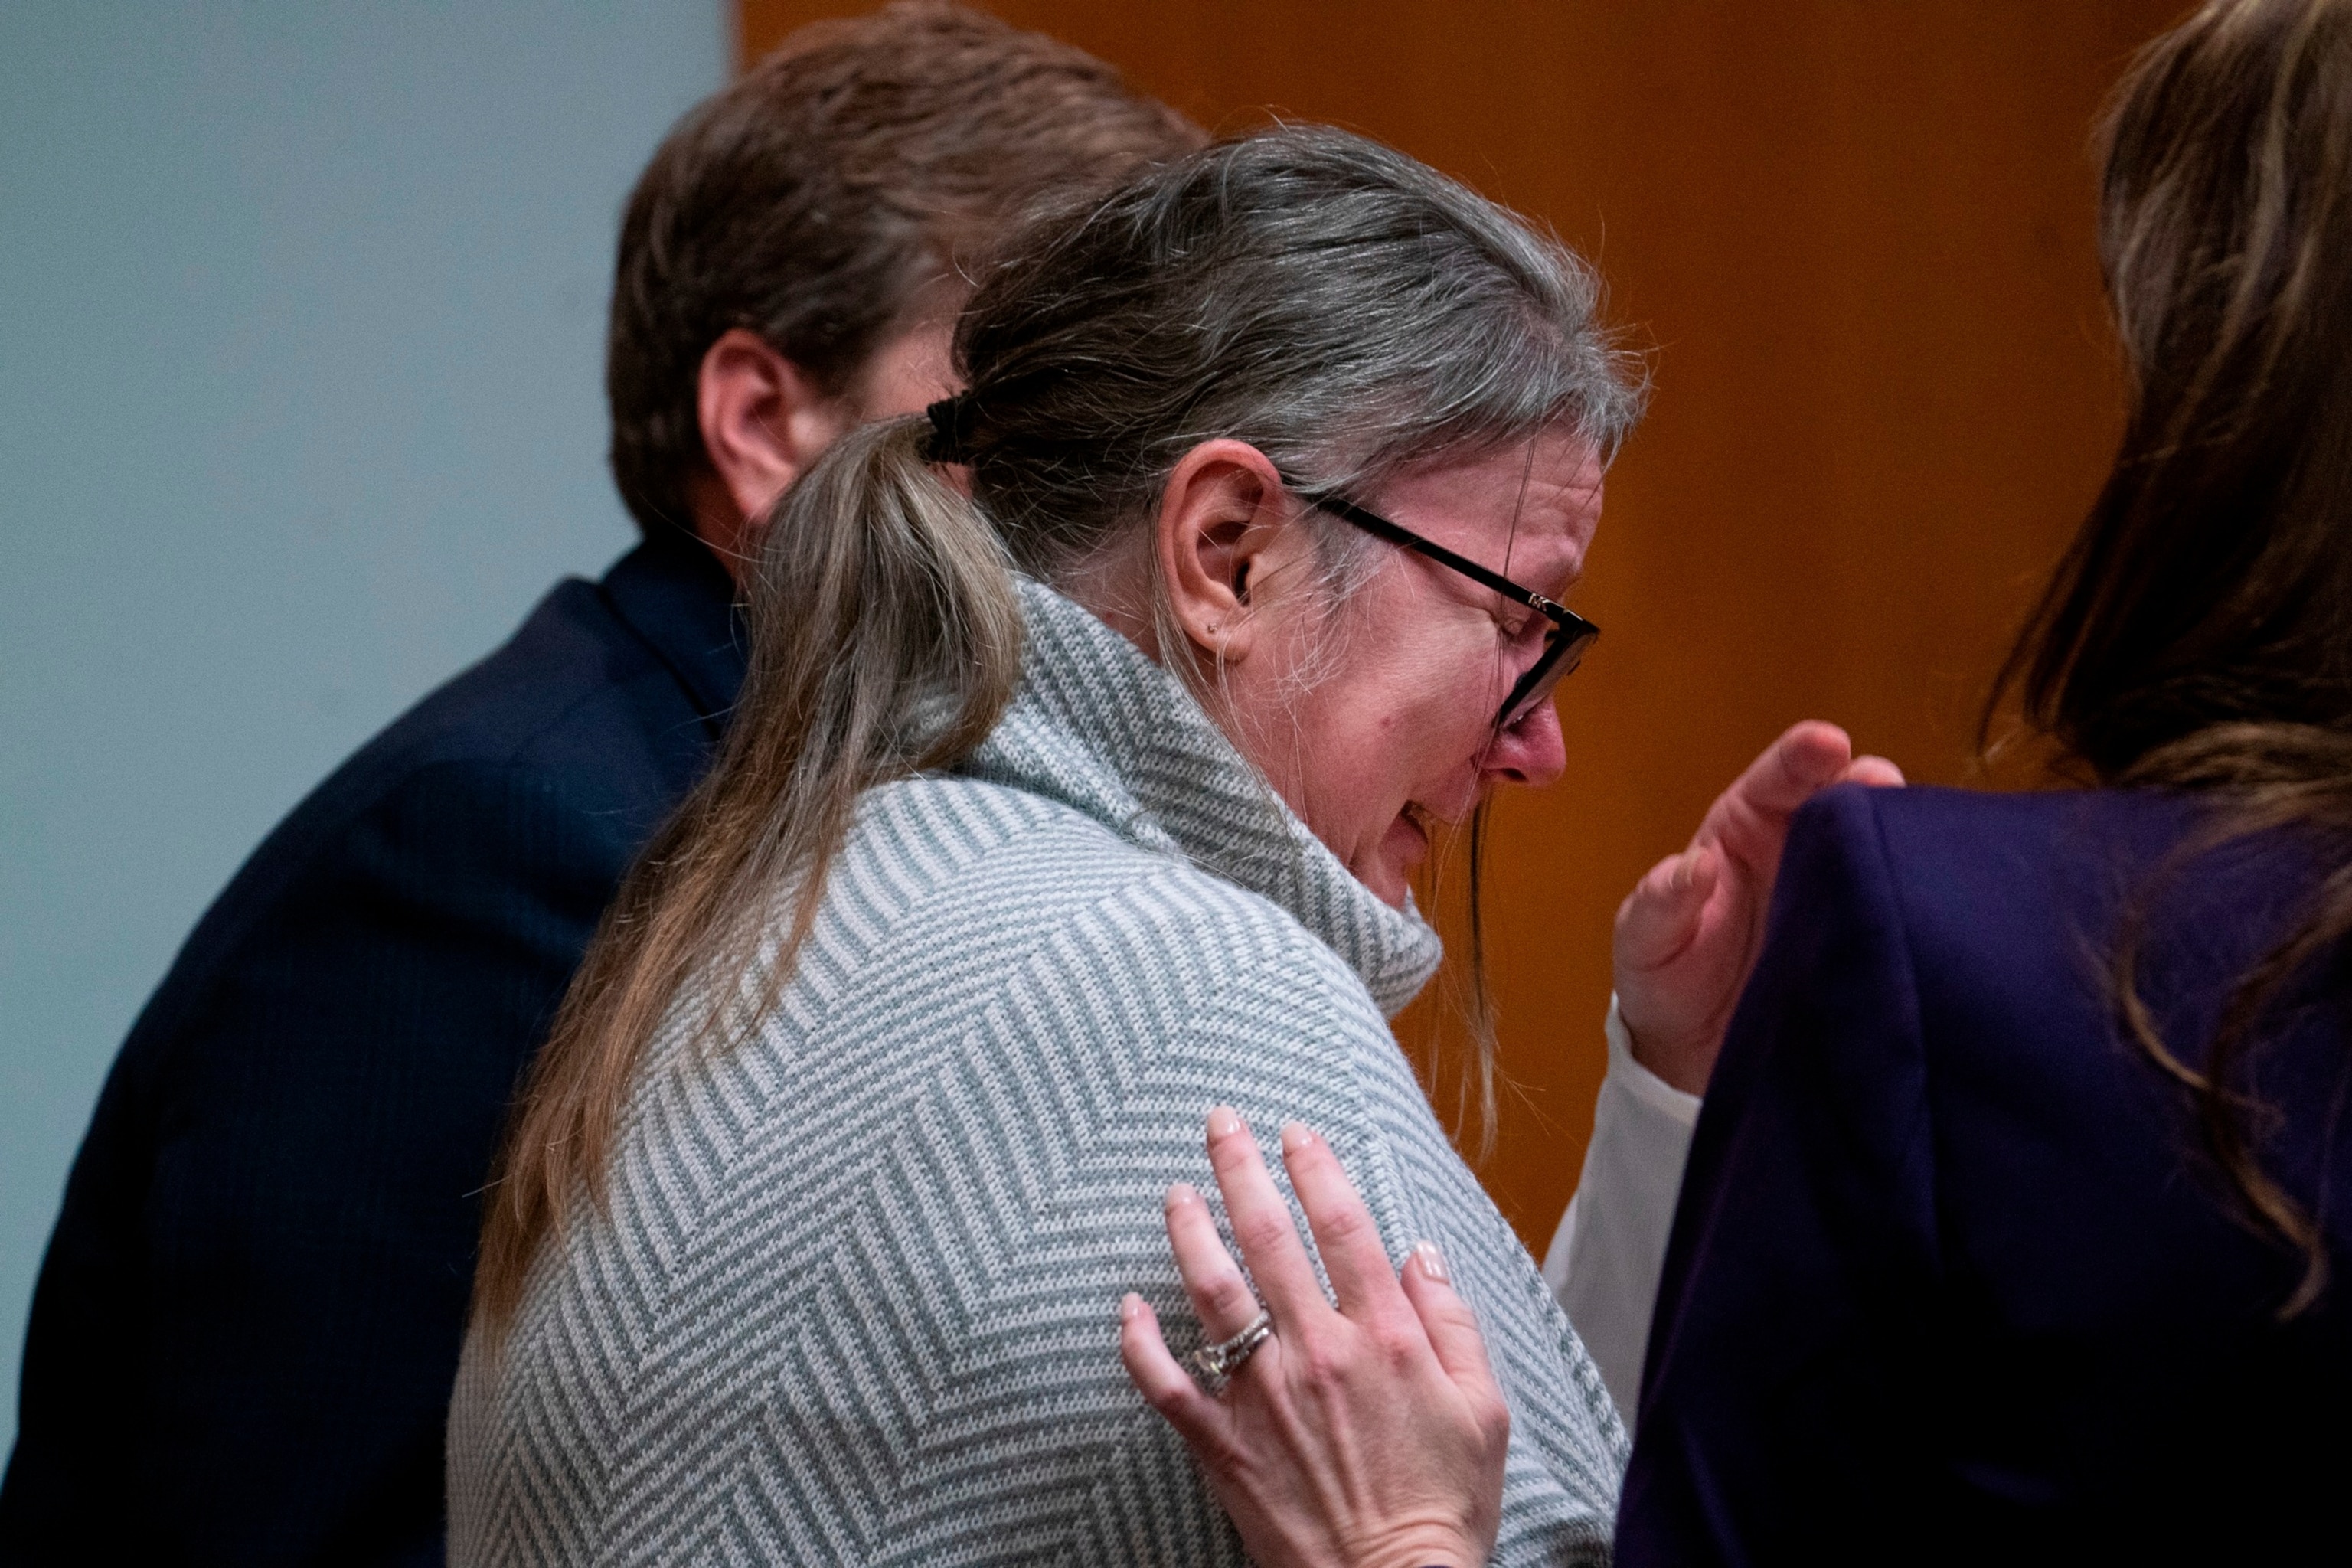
[
  {"x1": 125, "y1": 573, "x2": 706, "y2": 1048},
  {"x1": 1788, "y1": 781, "x2": 2350, "y2": 1539},
  {"x1": 1629, "y1": 782, "x2": 2352, "y2": 1563},
  {"x1": 253, "y1": 530, "x2": 740, "y2": 851},
  {"x1": 1795, "y1": 779, "x2": 2197, "y2": 913},
  {"x1": 1808, "y1": 782, "x2": 2325, "y2": 1055},
  {"x1": 292, "y1": 570, "x2": 703, "y2": 812},
  {"x1": 0, "y1": 542, "x2": 744, "y2": 1563}
]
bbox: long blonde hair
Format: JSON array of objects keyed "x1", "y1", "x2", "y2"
[{"x1": 474, "y1": 418, "x2": 1017, "y2": 1327}]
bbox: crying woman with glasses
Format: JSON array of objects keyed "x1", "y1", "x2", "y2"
[{"x1": 444, "y1": 124, "x2": 1889, "y2": 1568}]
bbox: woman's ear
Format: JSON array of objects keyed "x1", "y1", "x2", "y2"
[
  {"x1": 689, "y1": 328, "x2": 854, "y2": 566},
  {"x1": 1155, "y1": 439, "x2": 1294, "y2": 666}
]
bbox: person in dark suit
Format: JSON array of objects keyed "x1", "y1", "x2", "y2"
[
  {"x1": 1618, "y1": 0, "x2": 2352, "y2": 1559},
  {"x1": 1109, "y1": 2, "x2": 2352, "y2": 1563},
  {"x1": 0, "y1": 8, "x2": 1197, "y2": 1563}
]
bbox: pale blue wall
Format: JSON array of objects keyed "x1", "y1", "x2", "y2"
[{"x1": 0, "y1": 2, "x2": 726, "y2": 1450}]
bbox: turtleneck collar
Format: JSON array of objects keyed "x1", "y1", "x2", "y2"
[{"x1": 959, "y1": 578, "x2": 1444, "y2": 1019}]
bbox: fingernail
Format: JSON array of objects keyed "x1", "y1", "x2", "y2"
[
  {"x1": 1119, "y1": 1292, "x2": 1143, "y2": 1322},
  {"x1": 1412, "y1": 1240, "x2": 1450, "y2": 1282},
  {"x1": 1166, "y1": 1182, "x2": 1197, "y2": 1213},
  {"x1": 1206, "y1": 1106, "x2": 1241, "y2": 1141},
  {"x1": 1280, "y1": 1122, "x2": 1314, "y2": 1154}
]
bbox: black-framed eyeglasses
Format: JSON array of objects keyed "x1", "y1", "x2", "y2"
[{"x1": 1292, "y1": 486, "x2": 1599, "y2": 730}]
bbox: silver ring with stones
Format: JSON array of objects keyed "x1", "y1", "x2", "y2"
[{"x1": 1188, "y1": 1308, "x2": 1273, "y2": 1390}]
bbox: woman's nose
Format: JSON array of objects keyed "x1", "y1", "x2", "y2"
[{"x1": 1481, "y1": 701, "x2": 1566, "y2": 788}]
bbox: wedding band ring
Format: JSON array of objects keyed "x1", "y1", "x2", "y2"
[{"x1": 1187, "y1": 1308, "x2": 1273, "y2": 1390}]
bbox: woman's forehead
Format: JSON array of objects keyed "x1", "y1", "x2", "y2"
[{"x1": 1377, "y1": 434, "x2": 1604, "y2": 553}]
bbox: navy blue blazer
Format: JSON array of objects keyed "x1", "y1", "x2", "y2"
[
  {"x1": 0, "y1": 536, "x2": 745, "y2": 1566},
  {"x1": 1619, "y1": 783, "x2": 2352, "y2": 1564}
]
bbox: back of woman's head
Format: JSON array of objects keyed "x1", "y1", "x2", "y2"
[
  {"x1": 2006, "y1": 0, "x2": 2352, "y2": 773},
  {"x1": 1997, "y1": 0, "x2": 2352, "y2": 1316},
  {"x1": 475, "y1": 125, "x2": 1639, "y2": 1331}
]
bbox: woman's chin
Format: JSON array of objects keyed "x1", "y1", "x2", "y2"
[{"x1": 1359, "y1": 812, "x2": 1429, "y2": 908}]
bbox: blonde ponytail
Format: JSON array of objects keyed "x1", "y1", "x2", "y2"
[{"x1": 474, "y1": 416, "x2": 1021, "y2": 1332}]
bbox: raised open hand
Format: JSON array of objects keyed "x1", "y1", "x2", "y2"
[
  {"x1": 1613, "y1": 720, "x2": 1903, "y2": 1094},
  {"x1": 1119, "y1": 1109, "x2": 1508, "y2": 1568}
]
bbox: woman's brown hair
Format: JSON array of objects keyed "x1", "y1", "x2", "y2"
[{"x1": 1992, "y1": 0, "x2": 2352, "y2": 1312}]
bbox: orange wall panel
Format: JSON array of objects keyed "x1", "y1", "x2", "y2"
[{"x1": 737, "y1": 0, "x2": 2187, "y2": 1247}]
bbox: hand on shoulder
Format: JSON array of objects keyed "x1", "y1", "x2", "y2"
[{"x1": 1120, "y1": 1109, "x2": 1508, "y2": 1568}]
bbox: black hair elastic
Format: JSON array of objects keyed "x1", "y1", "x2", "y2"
[{"x1": 923, "y1": 392, "x2": 978, "y2": 463}]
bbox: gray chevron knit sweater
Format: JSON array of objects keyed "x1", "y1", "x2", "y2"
[{"x1": 447, "y1": 580, "x2": 1626, "y2": 1566}]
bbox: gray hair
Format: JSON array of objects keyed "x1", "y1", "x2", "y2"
[{"x1": 955, "y1": 124, "x2": 1645, "y2": 593}]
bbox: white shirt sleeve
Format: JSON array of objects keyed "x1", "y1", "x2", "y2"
[{"x1": 1540, "y1": 994, "x2": 1701, "y2": 1428}]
